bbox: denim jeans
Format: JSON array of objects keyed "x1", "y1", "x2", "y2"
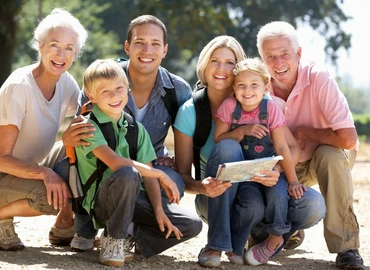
[{"x1": 195, "y1": 139, "x2": 326, "y2": 256}]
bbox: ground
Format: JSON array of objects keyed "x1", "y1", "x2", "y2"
[{"x1": 0, "y1": 143, "x2": 369, "y2": 270}]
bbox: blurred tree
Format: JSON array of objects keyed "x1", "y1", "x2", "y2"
[
  {"x1": 0, "y1": 1, "x2": 25, "y2": 85},
  {"x1": 2, "y1": 0, "x2": 351, "y2": 87},
  {"x1": 339, "y1": 79, "x2": 370, "y2": 114}
]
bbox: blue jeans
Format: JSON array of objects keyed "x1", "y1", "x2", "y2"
[{"x1": 195, "y1": 139, "x2": 326, "y2": 256}]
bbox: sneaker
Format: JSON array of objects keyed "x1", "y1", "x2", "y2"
[
  {"x1": 49, "y1": 225, "x2": 75, "y2": 246},
  {"x1": 336, "y1": 249, "x2": 364, "y2": 269},
  {"x1": 245, "y1": 239, "x2": 282, "y2": 265},
  {"x1": 70, "y1": 233, "x2": 94, "y2": 252},
  {"x1": 226, "y1": 251, "x2": 244, "y2": 265},
  {"x1": 284, "y1": 230, "x2": 305, "y2": 250},
  {"x1": 0, "y1": 219, "x2": 25, "y2": 251},
  {"x1": 99, "y1": 232, "x2": 134, "y2": 266}
]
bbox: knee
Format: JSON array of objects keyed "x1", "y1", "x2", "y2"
[
  {"x1": 185, "y1": 214, "x2": 203, "y2": 238},
  {"x1": 113, "y1": 166, "x2": 142, "y2": 188},
  {"x1": 214, "y1": 139, "x2": 243, "y2": 162},
  {"x1": 28, "y1": 184, "x2": 58, "y2": 215},
  {"x1": 314, "y1": 145, "x2": 345, "y2": 167}
]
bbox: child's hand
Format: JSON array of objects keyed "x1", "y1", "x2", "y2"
[
  {"x1": 158, "y1": 172, "x2": 180, "y2": 204},
  {"x1": 288, "y1": 181, "x2": 307, "y2": 199},
  {"x1": 155, "y1": 211, "x2": 183, "y2": 240},
  {"x1": 242, "y1": 124, "x2": 269, "y2": 139}
]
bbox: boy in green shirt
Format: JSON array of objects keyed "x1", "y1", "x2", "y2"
[{"x1": 77, "y1": 59, "x2": 181, "y2": 267}]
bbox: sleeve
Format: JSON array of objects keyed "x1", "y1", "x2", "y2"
[
  {"x1": 173, "y1": 98, "x2": 196, "y2": 137},
  {"x1": 267, "y1": 99, "x2": 286, "y2": 131},
  {"x1": 215, "y1": 98, "x2": 236, "y2": 126},
  {"x1": 77, "y1": 119, "x2": 107, "y2": 159},
  {"x1": 312, "y1": 68, "x2": 355, "y2": 130},
  {"x1": 0, "y1": 81, "x2": 27, "y2": 129}
]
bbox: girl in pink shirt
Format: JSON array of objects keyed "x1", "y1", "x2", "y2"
[{"x1": 214, "y1": 57, "x2": 306, "y2": 265}]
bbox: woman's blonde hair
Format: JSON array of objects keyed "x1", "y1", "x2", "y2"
[
  {"x1": 196, "y1": 35, "x2": 246, "y2": 86},
  {"x1": 83, "y1": 59, "x2": 128, "y2": 98},
  {"x1": 233, "y1": 57, "x2": 270, "y2": 85}
]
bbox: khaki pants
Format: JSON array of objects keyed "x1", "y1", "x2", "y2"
[
  {"x1": 296, "y1": 145, "x2": 359, "y2": 253},
  {"x1": 0, "y1": 141, "x2": 65, "y2": 215}
]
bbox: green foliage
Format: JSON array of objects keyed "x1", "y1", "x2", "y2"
[
  {"x1": 354, "y1": 114, "x2": 370, "y2": 139},
  {"x1": 4, "y1": 0, "x2": 352, "y2": 87}
]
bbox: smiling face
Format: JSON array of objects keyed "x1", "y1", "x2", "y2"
[
  {"x1": 204, "y1": 47, "x2": 236, "y2": 92},
  {"x1": 39, "y1": 27, "x2": 78, "y2": 78},
  {"x1": 88, "y1": 76, "x2": 129, "y2": 122},
  {"x1": 233, "y1": 70, "x2": 269, "y2": 112},
  {"x1": 260, "y1": 37, "x2": 301, "y2": 91},
  {"x1": 124, "y1": 23, "x2": 168, "y2": 75}
]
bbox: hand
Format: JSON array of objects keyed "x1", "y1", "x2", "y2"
[
  {"x1": 201, "y1": 177, "x2": 232, "y2": 198},
  {"x1": 158, "y1": 172, "x2": 180, "y2": 204},
  {"x1": 62, "y1": 115, "x2": 95, "y2": 147},
  {"x1": 242, "y1": 124, "x2": 269, "y2": 139},
  {"x1": 154, "y1": 156, "x2": 177, "y2": 170},
  {"x1": 43, "y1": 168, "x2": 71, "y2": 210},
  {"x1": 252, "y1": 170, "x2": 279, "y2": 187},
  {"x1": 292, "y1": 126, "x2": 309, "y2": 151},
  {"x1": 155, "y1": 210, "x2": 183, "y2": 240},
  {"x1": 288, "y1": 181, "x2": 307, "y2": 199}
]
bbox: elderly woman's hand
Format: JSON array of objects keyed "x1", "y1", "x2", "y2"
[
  {"x1": 43, "y1": 168, "x2": 71, "y2": 210},
  {"x1": 252, "y1": 169, "x2": 280, "y2": 187},
  {"x1": 62, "y1": 115, "x2": 96, "y2": 147}
]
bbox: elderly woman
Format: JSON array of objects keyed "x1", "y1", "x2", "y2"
[{"x1": 0, "y1": 8, "x2": 87, "y2": 250}]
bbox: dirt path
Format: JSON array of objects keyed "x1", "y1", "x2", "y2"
[{"x1": 1, "y1": 157, "x2": 369, "y2": 269}]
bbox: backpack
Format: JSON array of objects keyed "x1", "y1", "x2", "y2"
[
  {"x1": 117, "y1": 58, "x2": 178, "y2": 126},
  {"x1": 67, "y1": 101, "x2": 138, "y2": 215},
  {"x1": 192, "y1": 82, "x2": 212, "y2": 180}
]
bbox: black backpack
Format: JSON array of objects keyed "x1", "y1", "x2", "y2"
[
  {"x1": 117, "y1": 58, "x2": 178, "y2": 126},
  {"x1": 70, "y1": 102, "x2": 138, "y2": 215},
  {"x1": 192, "y1": 82, "x2": 212, "y2": 180}
]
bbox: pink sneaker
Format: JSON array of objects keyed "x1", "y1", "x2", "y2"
[{"x1": 244, "y1": 239, "x2": 281, "y2": 265}]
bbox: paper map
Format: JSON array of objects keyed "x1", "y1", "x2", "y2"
[{"x1": 215, "y1": 156, "x2": 283, "y2": 182}]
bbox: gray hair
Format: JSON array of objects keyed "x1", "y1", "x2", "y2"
[
  {"x1": 32, "y1": 8, "x2": 88, "y2": 59},
  {"x1": 256, "y1": 21, "x2": 300, "y2": 58}
]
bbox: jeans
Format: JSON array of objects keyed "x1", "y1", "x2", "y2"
[
  {"x1": 195, "y1": 139, "x2": 326, "y2": 256},
  {"x1": 94, "y1": 166, "x2": 141, "y2": 239},
  {"x1": 54, "y1": 158, "x2": 202, "y2": 257}
]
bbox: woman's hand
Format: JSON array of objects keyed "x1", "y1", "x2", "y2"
[
  {"x1": 43, "y1": 168, "x2": 71, "y2": 210},
  {"x1": 252, "y1": 169, "x2": 280, "y2": 187},
  {"x1": 62, "y1": 115, "x2": 95, "y2": 147},
  {"x1": 158, "y1": 172, "x2": 180, "y2": 204},
  {"x1": 201, "y1": 177, "x2": 232, "y2": 198}
]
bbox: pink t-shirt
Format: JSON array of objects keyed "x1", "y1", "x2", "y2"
[
  {"x1": 270, "y1": 61, "x2": 358, "y2": 162},
  {"x1": 216, "y1": 97, "x2": 286, "y2": 131}
]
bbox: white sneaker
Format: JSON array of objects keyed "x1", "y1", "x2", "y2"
[
  {"x1": 70, "y1": 233, "x2": 94, "y2": 252},
  {"x1": 99, "y1": 232, "x2": 135, "y2": 266}
]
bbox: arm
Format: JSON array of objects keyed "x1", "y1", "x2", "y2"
[
  {"x1": 174, "y1": 128, "x2": 232, "y2": 197},
  {"x1": 92, "y1": 145, "x2": 180, "y2": 204},
  {"x1": 214, "y1": 118, "x2": 270, "y2": 143},
  {"x1": 293, "y1": 126, "x2": 357, "y2": 150},
  {"x1": 0, "y1": 125, "x2": 70, "y2": 209},
  {"x1": 271, "y1": 127, "x2": 306, "y2": 199},
  {"x1": 142, "y1": 170, "x2": 183, "y2": 240}
]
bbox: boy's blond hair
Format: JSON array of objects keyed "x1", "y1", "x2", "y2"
[
  {"x1": 83, "y1": 59, "x2": 128, "y2": 98},
  {"x1": 233, "y1": 57, "x2": 270, "y2": 85}
]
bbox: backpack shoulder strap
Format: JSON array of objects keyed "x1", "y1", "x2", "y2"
[
  {"x1": 161, "y1": 68, "x2": 178, "y2": 126},
  {"x1": 192, "y1": 87, "x2": 211, "y2": 180},
  {"x1": 123, "y1": 111, "x2": 138, "y2": 161}
]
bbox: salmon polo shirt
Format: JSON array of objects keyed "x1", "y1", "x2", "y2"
[{"x1": 270, "y1": 61, "x2": 359, "y2": 163}]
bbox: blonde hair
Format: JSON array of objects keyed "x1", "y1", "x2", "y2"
[
  {"x1": 197, "y1": 35, "x2": 246, "y2": 86},
  {"x1": 32, "y1": 8, "x2": 88, "y2": 59},
  {"x1": 256, "y1": 21, "x2": 300, "y2": 59},
  {"x1": 83, "y1": 59, "x2": 128, "y2": 98},
  {"x1": 233, "y1": 57, "x2": 270, "y2": 85}
]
